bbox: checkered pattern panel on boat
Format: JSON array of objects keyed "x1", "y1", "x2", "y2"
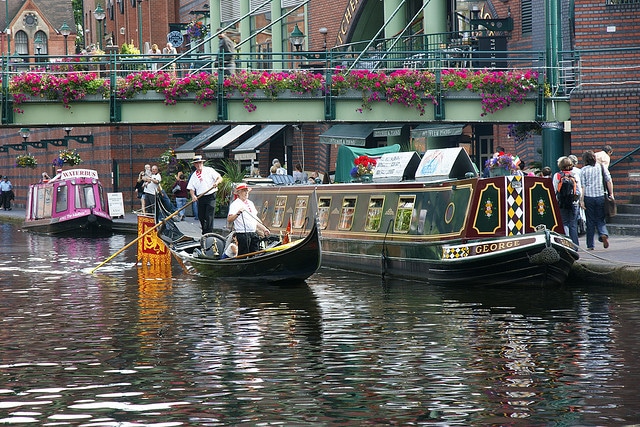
[
  {"x1": 506, "y1": 175, "x2": 524, "y2": 235},
  {"x1": 443, "y1": 246, "x2": 470, "y2": 259}
]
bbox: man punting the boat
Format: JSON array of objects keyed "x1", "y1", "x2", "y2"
[
  {"x1": 187, "y1": 155, "x2": 223, "y2": 234},
  {"x1": 227, "y1": 183, "x2": 270, "y2": 255}
]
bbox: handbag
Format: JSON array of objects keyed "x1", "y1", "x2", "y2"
[{"x1": 601, "y1": 164, "x2": 617, "y2": 219}]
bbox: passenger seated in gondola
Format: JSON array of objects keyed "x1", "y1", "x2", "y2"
[{"x1": 220, "y1": 232, "x2": 238, "y2": 259}]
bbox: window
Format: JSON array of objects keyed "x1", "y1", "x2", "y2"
[
  {"x1": 14, "y1": 30, "x2": 28, "y2": 55},
  {"x1": 56, "y1": 185, "x2": 68, "y2": 213},
  {"x1": 317, "y1": 197, "x2": 331, "y2": 230},
  {"x1": 338, "y1": 197, "x2": 357, "y2": 230},
  {"x1": 521, "y1": 0, "x2": 532, "y2": 34},
  {"x1": 364, "y1": 196, "x2": 385, "y2": 232},
  {"x1": 293, "y1": 196, "x2": 308, "y2": 229},
  {"x1": 271, "y1": 195, "x2": 287, "y2": 227},
  {"x1": 394, "y1": 196, "x2": 415, "y2": 233}
]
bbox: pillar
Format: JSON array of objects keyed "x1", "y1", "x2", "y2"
[
  {"x1": 239, "y1": 0, "x2": 251, "y2": 58},
  {"x1": 424, "y1": 0, "x2": 447, "y2": 36},
  {"x1": 383, "y1": 0, "x2": 406, "y2": 39},
  {"x1": 542, "y1": 122, "x2": 563, "y2": 171},
  {"x1": 270, "y1": 0, "x2": 283, "y2": 71}
]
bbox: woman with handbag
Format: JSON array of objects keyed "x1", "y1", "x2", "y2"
[{"x1": 580, "y1": 150, "x2": 614, "y2": 250}]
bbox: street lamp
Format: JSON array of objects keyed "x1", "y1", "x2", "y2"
[
  {"x1": 319, "y1": 27, "x2": 328, "y2": 50},
  {"x1": 93, "y1": 4, "x2": 106, "y2": 50},
  {"x1": 59, "y1": 21, "x2": 71, "y2": 56},
  {"x1": 289, "y1": 24, "x2": 305, "y2": 52},
  {"x1": 34, "y1": 33, "x2": 43, "y2": 57},
  {"x1": 19, "y1": 128, "x2": 30, "y2": 143}
]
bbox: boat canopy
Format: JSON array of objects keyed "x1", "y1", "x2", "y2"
[{"x1": 335, "y1": 144, "x2": 401, "y2": 183}]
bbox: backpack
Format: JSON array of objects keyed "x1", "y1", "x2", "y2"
[{"x1": 556, "y1": 171, "x2": 577, "y2": 208}]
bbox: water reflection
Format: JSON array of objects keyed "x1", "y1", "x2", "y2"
[{"x1": 2, "y1": 221, "x2": 640, "y2": 425}]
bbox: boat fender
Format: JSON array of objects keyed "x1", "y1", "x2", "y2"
[
  {"x1": 528, "y1": 231, "x2": 560, "y2": 265},
  {"x1": 87, "y1": 214, "x2": 97, "y2": 224}
]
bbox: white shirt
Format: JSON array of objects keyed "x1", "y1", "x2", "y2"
[
  {"x1": 143, "y1": 173, "x2": 161, "y2": 195},
  {"x1": 187, "y1": 166, "x2": 221, "y2": 197},
  {"x1": 229, "y1": 197, "x2": 258, "y2": 232}
]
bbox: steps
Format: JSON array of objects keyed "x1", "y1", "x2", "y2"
[{"x1": 607, "y1": 196, "x2": 640, "y2": 236}]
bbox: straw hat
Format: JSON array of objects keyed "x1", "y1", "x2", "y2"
[
  {"x1": 192, "y1": 155, "x2": 205, "y2": 163},
  {"x1": 234, "y1": 183, "x2": 251, "y2": 194}
]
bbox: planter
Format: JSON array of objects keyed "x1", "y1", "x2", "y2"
[
  {"x1": 489, "y1": 167, "x2": 513, "y2": 177},
  {"x1": 13, "y1": 101, "x2": 111, "y2": 126},
  {"x1": 443, "y1": 89, "x2": 477, "y2": 99}
]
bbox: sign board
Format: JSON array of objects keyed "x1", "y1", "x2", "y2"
[
  {"x1": 167, "y1": 31, "x2": 184, "y2": 48},
  {"x1": 235, "y1": 152, "x2": 256, "y2": 161},
  {"x1": 373, "y1": 152, "x2": 421, "y2": 182},
  {"x1": 415, "y1": 147, "x2": 476, "y2": 182},
  {"x1": 107, "y1": 192, "x2": 125, "y2": 218}
]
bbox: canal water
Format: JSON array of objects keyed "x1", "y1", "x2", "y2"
[{"x1": 1, "y1": 220, "x2": 640, "y2": 426}]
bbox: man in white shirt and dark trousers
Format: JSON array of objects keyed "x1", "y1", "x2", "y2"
[
  {"x1": 187, "y1": 155, "x2": 223, "y2": 234},
  {"x1": 227, "y1": 183, "x2": 270, "y2": 255}
]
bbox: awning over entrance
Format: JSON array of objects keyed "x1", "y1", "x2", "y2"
[
  {"x1": 411, "y1": 124, "x2": 464, "y2": 139},
  {"x1": 174, "y1": 125, "x2": 230, "y2": 159},
  {"x1": 319, "y1": 124, "x2": 377, "y2": 146},
  {"x1": 232, "y1": 125, "x2": 287, "y2": 160},
  {"x1": 202, "y1": 124, "x2": 256, "y2": 158}
]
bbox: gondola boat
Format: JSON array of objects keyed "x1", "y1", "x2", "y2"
[
  {"x1": 23, "y1": 168, "x2": 113, "y2": 236},
  {"x1": 160, "y1": 218, "x2": 322, "y2": 284},
  {"x1": 244, "y1": 147, "x2": 579, "y2": 287}
]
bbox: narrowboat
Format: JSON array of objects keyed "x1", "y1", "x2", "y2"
[
  {"x1": 23, "y1": 168, "x2": 113, "y2": 236},
  {"x1": 245, "y1": 147, "x2": 579, "y2": 286}
]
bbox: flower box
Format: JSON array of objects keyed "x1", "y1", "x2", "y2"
[{"x1": 489, "y1": 167, "x2": 511, "y2": 177}]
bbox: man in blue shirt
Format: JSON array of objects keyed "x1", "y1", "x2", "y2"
[{"x1": 0, "y1": 176, "x2": 13, "y2": 210}]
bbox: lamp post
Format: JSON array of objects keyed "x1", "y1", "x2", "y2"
[
  {"x1": 93, "y1": 4, "x2": 106, "y2": 50},
  {"x1": 319, "y1": 27, "x2": 328, "y2": 50},
  {"x1": 4, "y1": 0, "x2": 9, "y2": 55},
  {"x1": 59, "y1": 21, "x2": 71, "y2": 56},
  {"x1": 137, "y1": 0, "x2": 143, "y2": 52},
  {"x1": 289, "y1": 24, "x2": 305, "y2": 52},
  {"x1": 20, "y1": 128, "x2": 31, "y2": 147},
  {"x1": 34, "y1": 33, "x2": 43, "y2": 59}
]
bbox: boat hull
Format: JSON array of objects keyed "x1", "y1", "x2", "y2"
[
  {"x1": 321, "y1": 232, "x2": 577, "y2": 286},
  {"x1": 22, "y1": 213, "x2": 113, "y2": 236}
]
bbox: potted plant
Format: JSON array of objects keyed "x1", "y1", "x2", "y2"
[
  {"x1": 350, "y1": 155, "x2": 377, "y2": 182},
  {"x1": 215, "y1": 158, "x2": 246, "y2": 217},
  {"x1": 53, "y1": 149, "x2": 83, "y2": 167}
]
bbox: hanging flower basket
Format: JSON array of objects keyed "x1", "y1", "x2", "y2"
[
  {"x1": 53, "y1": 149, "x2": 83, "y2": 167},
  {"x1": 186, "y1": 21, "x2": 208, "y2": 40},
  {"x1": 16, "y1": 154, "x2": 37, "y2": 169}
]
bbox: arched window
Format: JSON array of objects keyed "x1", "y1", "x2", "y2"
[
  {"x1": 15, "y1": 30, "x2": 28, "y2": 54},
  {"x1": 34, "y1": 31, "x2": 48, "y2": 54}
]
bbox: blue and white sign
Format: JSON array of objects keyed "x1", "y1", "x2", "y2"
[{"x1": 167, "y1": 31, "x2": 184, "y2": 48}]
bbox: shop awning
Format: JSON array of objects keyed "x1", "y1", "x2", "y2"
[
  {"x1": 319, "y1": 124, "x2": 377, "y2": 146},
  {"x1": 174, "y1": 125, "x2": 230, "y2": 159},
  {"x1": 202, "y1": 124, "x2": 256, "y2": 158},
  {"x1": 411, "y1": 124, "x2": 464, "y2": 139},
  {"x1": 233, "y1": 125, "x2": 287, "y2": 160}
]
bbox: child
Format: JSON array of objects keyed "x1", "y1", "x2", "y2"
[{"x1": 220, "y1": 232, "x2": 238, "y2": 259}]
